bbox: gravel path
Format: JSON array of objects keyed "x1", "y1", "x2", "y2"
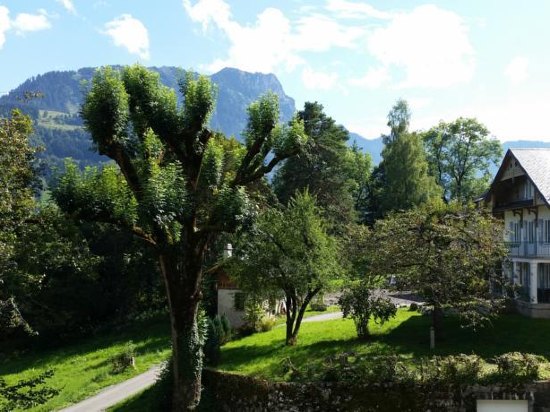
[{"x1": 60, "y1": 364, "x2": 163, "y2": 412}]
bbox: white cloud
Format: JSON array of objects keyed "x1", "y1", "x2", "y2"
[
  {"x1": 103, "y1": 14, "x2": 150, "y2": 60},
  {"x1": 56, "y1": 0, "x2": 76, "y2": 14},
  {"x1": 183, "y1": 0, "x2": 364, "y2": 73},
  {"x1": 367, "y1": 5, "x2": 475, "y2": 89},
  {"x1": 349, "y1": 66, "x2": 390, "y2": 89},
  {"x1": 301, "y1": 67, "x2": 338, "y2": 90},
  {"x1": 293, "y1": 14, "x2": 364, "y2": 52},
  {"x1": 325, "y1": 0, "x2": 391, "y2": 20},
  {"x1": 12, "y1": 11, "x2": 51, "y2": 34},
  {"x1": 0, "y1": 6, "x2": 10, "y2": 49},
  {"x1": 504, "y1": 56, "x2": 529, "y2": 85},
  {"x1": 183, "y1": 0, "x2": 231, "y2": 31}
]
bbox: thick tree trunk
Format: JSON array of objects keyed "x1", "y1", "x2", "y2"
[{"x1": 159, "y1": 242, "x2": 205, "y2": 411}]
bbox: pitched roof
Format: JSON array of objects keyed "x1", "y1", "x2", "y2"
[{"x1": 508, "y1": 148, "x2": 550, "y2": 205}]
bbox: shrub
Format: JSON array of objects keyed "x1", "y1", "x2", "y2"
[
  {"x1": 204, "y1": 315, "x2": 232, "y2": 366},
  {"x1": 419, "y1": 354, "x2": 483, "y2": 384},
  {"x1": 409, "y1": 302, "x2": 419, "y2": 311},
  {"x1": 258, "y1": 315, "x2": 277, "y2": 332},
  {"x1": 110, "y1": 341, "x2": 136, "y2": 374},
  {"x1": 243, "y1": 300, "x2": 264, "y2": 333},
  {"x1": 309, "y1": 302, "x2": 327, "y2": 312},
  {"x1": 338, "y1": 282, "x2": 397, "y2": 339},
  {"x1": 491, "y1": 352, "x2": 544, "y2": 383}
]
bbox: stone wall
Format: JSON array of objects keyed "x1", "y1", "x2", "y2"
[{"x1": 203, "y1": 368, "x2": 550, "y2": 412}]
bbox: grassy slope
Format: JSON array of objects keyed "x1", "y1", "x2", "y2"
[
  {"x1": 218, "y1": 309, "x2": 550, "y2": 380},
  {"x1": 0, "y1": 316, "x2": 171, "y2": 412}
]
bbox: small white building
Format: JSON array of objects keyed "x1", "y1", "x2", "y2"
[{"x1": 484, "y1": 148, "x2": 550, "y2": 318}]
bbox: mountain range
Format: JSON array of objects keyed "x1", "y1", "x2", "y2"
[{"x1": 1, "y1": 66, "x2": 548, "y2": 176}]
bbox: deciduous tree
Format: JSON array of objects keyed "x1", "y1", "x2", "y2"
[
  {"x1": 53, "y1": 65, "x2": 307, "y2": 410},
  {"x1": 368, "y1": 202, "x2": 507, "y2": 338},
  {"x1": 423, "y1": 118, "x2": 502, "y2": 203},
  {"x1": 228, "y1": 192, "x2": 341, "y2": 345}
]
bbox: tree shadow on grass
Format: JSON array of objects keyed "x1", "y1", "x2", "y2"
[
  {"x1": 379, "y1": 312, "x2": 550, "y2": 360},
  {"x1": 0, "y1": 316, "x2": 170, "y2": 376},
  {"x1": 219, "y1": 312, "x2": 550, "y2": 380}
]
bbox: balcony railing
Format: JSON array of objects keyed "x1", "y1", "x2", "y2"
[{"x1": 506, "y1": 242, "x2": 550, "y2": 258}]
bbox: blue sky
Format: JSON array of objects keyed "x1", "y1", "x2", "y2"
[{"x1": 1, "y1": 0, "x2": 550, "y2": 141}]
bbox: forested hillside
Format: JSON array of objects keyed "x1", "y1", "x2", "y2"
[{"x1": 0, "y1": 66, "x2": 296, "y2": 176}]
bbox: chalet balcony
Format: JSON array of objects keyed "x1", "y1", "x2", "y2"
[{"x1": 506, "y1": 241, "x2": 550, "y2": 258}]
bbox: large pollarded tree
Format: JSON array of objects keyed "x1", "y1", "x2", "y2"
[{"x1": 53, "y1": 65, "x2": 307, "y2": 410}]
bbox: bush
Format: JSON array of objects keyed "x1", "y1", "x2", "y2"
[
  {"x1": 419, "y1": 354, "x2": 482, "y2": 384},
  {"x1": 338, "y1": 282, "x2": 397, "y2": 339},
  {"x1": 309, "y1": 303, "x2": 327, "y2": 312},
  {"x1": 258, "y1": 315, "x2": 277, "y2": 332},
  {"x1": 110, "y1": 341, "x2": 136, "y2": 374},
  {"x1": 204, "y1": 315, "x2": 232, "y2": 366},
  {"x1": 409, "y1": 302, "x2": 419, "y2": 312},
  {"x1": 491, "y1": 352, "x2": 544, "y2": 383},
  {"x1": 243, "y1": 300, "x2": 264, "y2": 332}
]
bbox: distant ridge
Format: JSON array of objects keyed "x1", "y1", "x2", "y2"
[{"x1": 0, "y1": 66, "x2": 297, "y2": 175}]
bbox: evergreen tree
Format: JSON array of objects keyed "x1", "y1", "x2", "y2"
[
  {"x1": 274, "y1": 102, "x2": 371, "y2": 227},
  {"x1": 371, "y1": 100, "x2": 439, "y2": 217}
]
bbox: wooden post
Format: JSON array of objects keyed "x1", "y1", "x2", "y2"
[{"x1": 430, "y1": 326, "x2": 435, "y2": 350}]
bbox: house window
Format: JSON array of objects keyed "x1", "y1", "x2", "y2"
[
  {"x1": 233, "y1": 292, "x2": 246, "y2": 311},
  {"x1": 523, "y1": 180, "x2": 534, "y2": 199},
  {"x1": 538, "y1": 264, "x2": 550, "y2": 289},
  {"x1": 527, "y1": 221, "x2": 535, "y2": 243},
  {"x1": 509, "y1": 222, "x2": 521, "y2": 242},
  {"x1": 519, "y1": 263, "x2": 530, "y2": 287},
  {"x1": 544, "y1": 220, "x2": 550, "y2": 243}
]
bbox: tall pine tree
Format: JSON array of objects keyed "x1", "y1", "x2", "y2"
[{"x1": 371, "y1": 99, "x2": 439, "y2": 217}]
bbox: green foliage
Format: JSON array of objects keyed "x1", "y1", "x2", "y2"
[
  {"x1": 67, "y1": 64, "x2": 307, "y2": 409},
  {"x1": 81, "y1": 66, "x2": 130, "y2": 153},
  {"x1": 241, "y1": 298, "x2": 266, "y2": 333},
  {"x1": 419, "y1": 354, "x2": 483, "y2": 384},
  {"x1": 379, "y1": 132, "x2": 440, "y2": 215},
  {"x1": 204, "y1": 314, "x2": 231, "y2": 366},
  {"x1": 384, "y1": 98, "x2": 410, "y2": 144},
  {"x1": 274, "y1": 102, "x2": 371, "y2": 228},
  {"x1": 228, "y1": 192, "x2": 341, "y2": 345},
  {"x1": 309, "y1": 302, "x2": 327, "y2": 312},
  {"x1": 257, "y1": 315, "x2": 277, "y2": 332},
  {"x1": 53, "y1": 161, "x2": 138, "y2": 227},
  {"x1": 0, "y1": 370, "x2": 59, "y2": 412},
  {"x1": 369, "y1": 99, "x2": 440, "y2": 218},
  {"x1": 0, "y1": 109, "x2": 37, "y2": 276},
  {"x1": 338, "y1": 282, "x2": 397, "y2": 339},
  {"x1": 423, "y1": 117, "x2": 502, "y2": 203},
  {"x1": 110, "y1": 341, "x2": 137, "y2": 374},
  {"x1": 491, "y1": 352, "x2": 544, "y2": 383},
  {"x1": 368, "y1": 201, "x2": 508, "y2": 333}
]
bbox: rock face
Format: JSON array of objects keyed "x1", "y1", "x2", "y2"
[
  {"x1": 0, "y1": 66, "x2": 296, "y2": 175},
  {"x1": 210, "y1": 67, "x2": 295, "y2": 139}
]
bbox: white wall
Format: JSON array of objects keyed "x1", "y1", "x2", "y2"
[
  {"x1": 217, "y1": 289, "x2": 245, "y2": 328},
  {"x1": 476, "y1": 400, "x2": 528, "y2": 412}
]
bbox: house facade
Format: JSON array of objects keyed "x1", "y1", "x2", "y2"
[{"x1": 485, "y1": 148, "x2": 550, "y2": 318}]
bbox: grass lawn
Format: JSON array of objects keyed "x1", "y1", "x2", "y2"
[
  {"x1": 273, "y1": 304, "x2": 340, "y2": 326},
  {"x1": 0, "y1": 316, "x2": 171, "y2": 412},
  {"x1": 218, "y1": 308, "x2": 550, "y2": 380}
]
